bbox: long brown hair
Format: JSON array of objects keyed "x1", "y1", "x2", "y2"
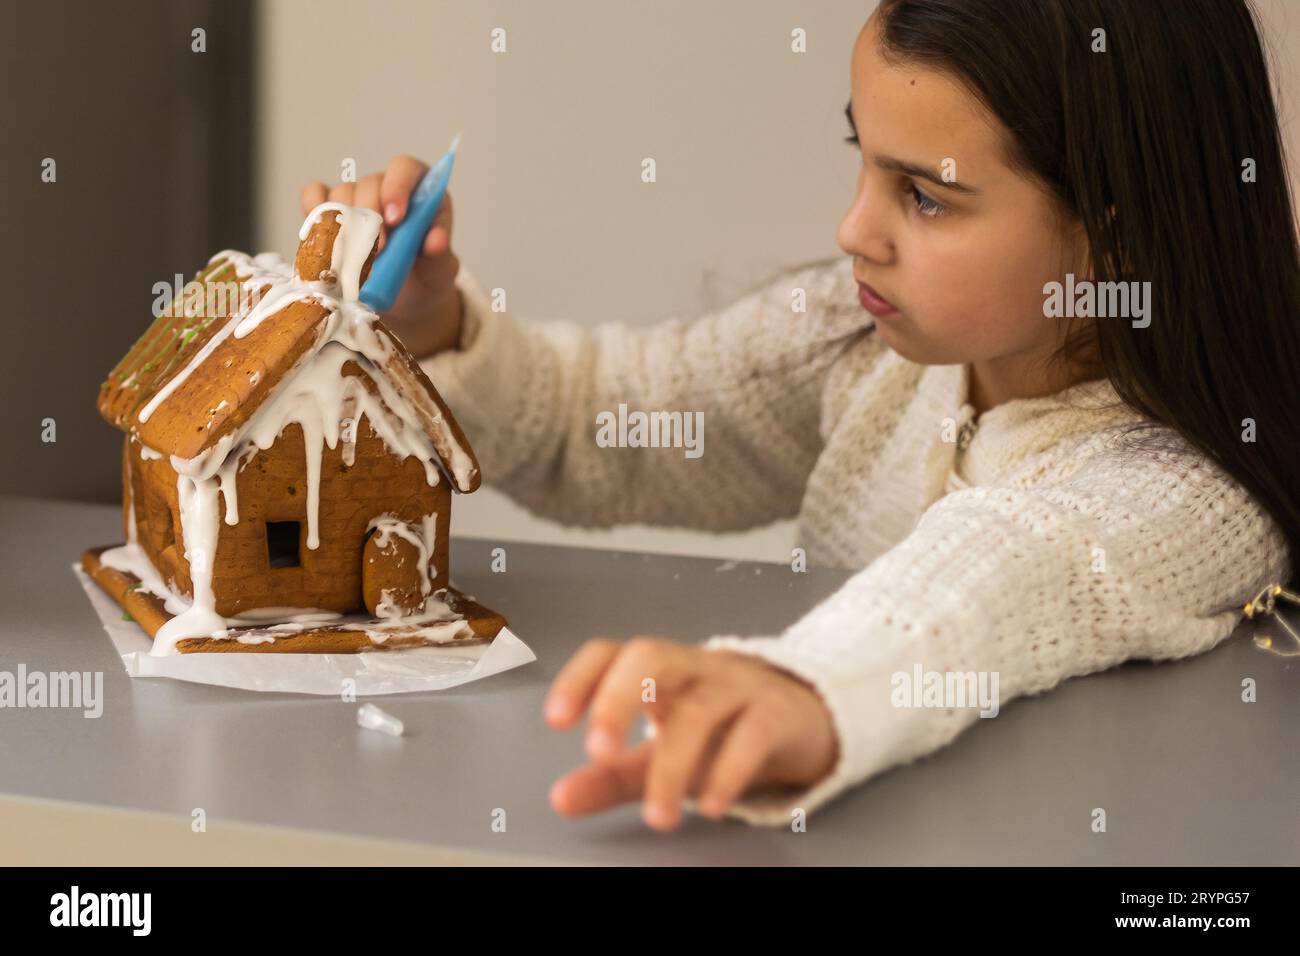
[{"x1": 876, "y1": 0, "x2": 1300, "y2": 586}]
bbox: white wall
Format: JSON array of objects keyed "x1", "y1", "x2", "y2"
[{"x1": 255, "y1": 0, "x2": 1300, "y2": 560}]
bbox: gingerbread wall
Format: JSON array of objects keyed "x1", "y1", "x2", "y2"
[{"x1": 123, "y1": 417, "x2": 451, "y2": 618}]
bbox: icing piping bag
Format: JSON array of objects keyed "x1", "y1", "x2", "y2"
[{"x1": 359, "y1": 132, "x2": 461, "y2": 312}]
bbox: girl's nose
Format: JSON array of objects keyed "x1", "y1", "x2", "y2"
[{"x1": 837, "y1": 172, "x2": 895, "y2": 265}]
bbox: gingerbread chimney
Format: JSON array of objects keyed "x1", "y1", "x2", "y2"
[{"x1": 293, "y1": 202, "x2": 383, "y2": 300}]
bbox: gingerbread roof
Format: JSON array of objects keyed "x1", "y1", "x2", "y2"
[{"x1": 97, "y1": 205, "x2": 481, "y2": 493}]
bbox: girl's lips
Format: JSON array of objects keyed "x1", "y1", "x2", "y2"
[{"x1": 857, "y1": 281, "x2": 900, "y2": 318}]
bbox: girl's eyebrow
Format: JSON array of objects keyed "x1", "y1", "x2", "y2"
[
  {"x1": 875, "y1": 156, "x2": 981, "y2": 195},
  {"x1": 845, "y1": 98, "x2": 981, "y2": 195}
]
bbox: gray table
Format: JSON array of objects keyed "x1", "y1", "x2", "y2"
[{"x1": 1, "y1": 494, "x2": 1297, "y2": 865}]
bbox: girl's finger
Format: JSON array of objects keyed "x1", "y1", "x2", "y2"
[
  {"x1": 327, "y1": 181, "x2": 356, "y2": 205},
  {"x1": 641, "y1": 697, "x2": 742, "y2": 831},
  {"x1": 586, "y1": 638, "x2": 687, "y2": 762},
  {"x1": 301, "y1": 181, "x2": 328, "y2": 216},
  {"x1": 421, "y1": 193, "x2": 455, "y2": 256},
  {"x1": 351, "y1": 174, "x2": 387, "y2": 251},
  {"x1": 381, "y1": 154, "x2": 430, "y2": 225},
  {"x1": 353, "y1": 172, "x2": 385, "y2": 216},
  {"x1": 423, "y1": 227, "x2": 447, "y2": 257},
  {"x1": 409, "y1": 248, "x2": 459, "y2": 293},
  {"x1": 550, "y1": 740, "x2": 653, "y2": 816},
  {"x1": 695, "y1": 708, "x2": 777, "y2": 818},
  {"x1": 544, "y1": 638, "x2": 622, "y2": 728}
]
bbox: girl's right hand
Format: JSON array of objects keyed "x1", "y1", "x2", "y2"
[{"x1": 301, "y1": 154, "x2": 464, "y2": 359}]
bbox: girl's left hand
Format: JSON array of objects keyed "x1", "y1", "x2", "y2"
[{"x1": 544, "y1": 636, "x2": 839, "y2": 830}]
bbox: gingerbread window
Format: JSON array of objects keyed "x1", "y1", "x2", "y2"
[{"x1": 265, "y1": 521, "x2": 302, "y2": 569}]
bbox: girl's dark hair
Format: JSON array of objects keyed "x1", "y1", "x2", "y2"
[{"x1": 876, "y1": 0, "x2": 1300, "y2": 588}]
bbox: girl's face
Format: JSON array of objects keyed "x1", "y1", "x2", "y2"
[{"x1": 837, "y1": 15, "x2": 1091, "y2": 400}]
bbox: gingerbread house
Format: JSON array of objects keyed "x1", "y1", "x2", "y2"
[{"x1": 81, "y1": 202, "x2": 504, "y2": 655}]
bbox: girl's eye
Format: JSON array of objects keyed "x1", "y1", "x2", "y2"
[
  {"x1": 844, "y1": 132, "x2": 860, "y2": 146},
  {"x1": 910, "y1": 183, "x2": 946, "y2": 218}
]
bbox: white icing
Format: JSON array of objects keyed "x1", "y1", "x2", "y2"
[
  {"x1": 228, "y1": 607, "x2": 343, "y2": 624},
  {"x1": 231, "y1": 278, "x2": 315, "y2": 339},
  {"x1": 149, "y1": 475, "x2": 227, "y2": 654},
  {"x1": 100, "y1": 544, "x2": 173, "y2": 606},
  {"x1": 215, "y1": 445, "x2": 255, "y2": 526},
  {"x1": 235, "y1": 634, "x2": 278, "y2": 645},
  {"x1": 296, "y1": 202, "x2": 383, "y2": 301},
  {"x1": 345, "y1": 594, "x2": 468, "y2": 643},
  {"x1": 170, "y1": 431, "x2": 237, "y2": 482},
  {"x1": 416, "y1": 403, "x2": 476, "y2": 493}
]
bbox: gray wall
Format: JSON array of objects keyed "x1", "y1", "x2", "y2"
[{"x1": 1, "y1": 0, "x2": 254, "y2": 501}]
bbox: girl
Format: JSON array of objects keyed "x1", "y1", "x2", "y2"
[{"x1": 302, "y1": 0, "x2": 1298, "y2": 831}]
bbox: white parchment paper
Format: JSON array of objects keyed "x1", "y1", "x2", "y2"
[{"x1": 72, "y1": 563, "x2": 535, "y2": 696}]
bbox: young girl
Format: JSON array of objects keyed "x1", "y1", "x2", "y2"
[{"x1": 303, "y1": 0, "x2": 1298, "y2": 831}]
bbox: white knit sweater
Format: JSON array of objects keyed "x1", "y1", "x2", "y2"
[{"x1": 420, "y1": 256, "x2": 1292, "y2": 827}]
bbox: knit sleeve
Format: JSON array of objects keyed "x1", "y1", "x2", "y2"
[
  {"x1": 698, "y1": 438, "x2": 1292, "y2": 827},
  {"x1": 418, "y1": 257, "x2": 878, "y2": 531}
]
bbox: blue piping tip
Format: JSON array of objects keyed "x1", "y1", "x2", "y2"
[{"x1": 359, "y1": 133, "x2": 461, "y2": 313}]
